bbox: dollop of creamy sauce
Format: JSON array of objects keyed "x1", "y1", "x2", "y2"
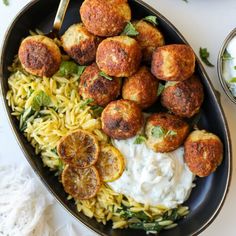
[
  {"x1": 222, "y1": 36, "x2": 236, "y2": 96},
  {"x1": 108, "y1": 136, "x2": 195, "y2": 208}
]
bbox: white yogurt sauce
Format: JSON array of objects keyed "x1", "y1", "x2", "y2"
[
  {"x1": 222, "y1": 36, "x2": 236, "y2": 96},
  {"x1": 108, "y1": 136, "x2": 195, "y2": 208}
]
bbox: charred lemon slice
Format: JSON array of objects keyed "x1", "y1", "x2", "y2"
[
  {"x1": 62, "y1": 165, "x2": 101, "y2": 200},
  {"x1": 96, "y1": 145, "x2": 125, "y2": 182},
  {"x1": 57, "y1": 129, "x2": 99, "y2": 168}
]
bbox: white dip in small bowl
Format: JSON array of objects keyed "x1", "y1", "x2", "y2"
[{"x1": 222, "y1": 35, "x2": 236, "y2": 97}]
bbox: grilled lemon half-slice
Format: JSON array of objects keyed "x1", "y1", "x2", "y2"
[
  {"x1": 62, "y1": 165, "x2": 101, "y2": 199},
  {"x1": 96, "y1": 145, "x2": 125, "y2": 182},
  {"x1": 57, "y1": 129, "x2": 99, "y2": 168}
]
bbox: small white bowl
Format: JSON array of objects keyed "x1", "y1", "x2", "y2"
[{"x1": 218, "y1": 28, "x2": 236, "y2": 104}]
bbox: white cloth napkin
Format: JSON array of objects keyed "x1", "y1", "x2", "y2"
[{"x1": 0, "y1": 165, "x2": 54, "y2": 236}]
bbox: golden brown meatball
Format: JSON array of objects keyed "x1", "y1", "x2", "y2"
[
  {"x1": 184, "y1": 130, "x2": 223, "y2": 177},
  {"x1": 101, "y1": 99, "x2": 143, "y2": 139},
  {"x1": 61, "y1": 23, "x2": 100, "y2": 65},
  {"x1": 122, "y1": 66, "x2": 159, "y2": 109},
  {"x1": 79, "y1": 63, "x2": 121, "y2": 107},
  {"x1": 96, "y1": 36, "x2": 142, "y2": 77},
  {"x1": 133, "y1": 20, "x2": 165, "y2": 62},
  {"x1": 161, "y1": 75, "x2": 204, "y2": 118},
  {"x1": 80, "y1": 0, "x2": 131, "y2": 37},
  {"x1": 145, "y1": 113, "x2": 189, "y2": 153},
  {"x1": 151, "y1": 44, "x2": 195, "y2": 81},
  {"x1": 18, "y1": 35, "x2": 61, "y2": 77}
]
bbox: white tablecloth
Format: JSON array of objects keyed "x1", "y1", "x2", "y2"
[{"x1": 0, "y1": 0, "x2": 236, "y2": 235}]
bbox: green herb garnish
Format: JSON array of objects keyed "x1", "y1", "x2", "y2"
[
  {"x1": 151, "y1": 126, "x2": 177, "y2": 139},
  {"x1": 130, "y1": 209, "x2": 180, "y2": 232},
  {"x1": 230, "y1": 77, "x2": 236, "y2": 83},
  {"x1": 143, "y1": 16, "x2": 158, "y2": 26},
  {"x1": 157, "y1": 83, "x2": 165, "y2": 96},
  {"x1": 117, "y1": 205, "x2": 150, "y2": 221},
  {"x1": 199, "y1": 47, "x2": 214, "y2": 67},
  {"x1": 58, "y1": 61, "x2": 86, "y2": 77},
  {"x1": 3, "y1": 0, "x2": 9, "y2": 6},
  {"x1": 91, "y1": 105, "x2": 104, "y2": 117},
  {"x1": 151, "y1": 126, "x2": 166, "y2": 138},
  {"x1": 233, "y1": 66, "x2": 236, "y2": 70},
  {"x1": 134, "y1": 135, "x2": 146, "y2": 144},
  {"x1": 121, "y1": 22, "x2": 139, "y2": 36},
  {"x1": 77, "y1": 65, "x2": 86, "y2": 77},
  {"x1": 19, "y1": 107, "x2": 40, "y2": 131},
  {"x1": 166, "y1": 130, "x2": 177, "y2": 136},
  {"x1": 80, "y1": 98, "x2": 94, "y2": 109},
  {"x1": 99, "y1": 71, "x2": 113, "y2": 81},
  {"x1": 222, "y1": 50, "x2": 234, "y2": 60},
  {"x1": 31, "y1": 90, "x2": 51, "y2": 111}
]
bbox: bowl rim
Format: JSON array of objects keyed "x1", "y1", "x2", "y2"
[
  {"x1": 0, "y1": 0, "x2": 232, "y2": 236},
  {"x1": 217, "y1": 27, "x2": 236, "y2": 105}
]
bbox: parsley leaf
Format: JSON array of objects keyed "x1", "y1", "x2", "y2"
[
  {"x1": 157, "y1": 83, "x2": 165, "y2": 96},
  {"x1": 99, "y1": 71, "x2": 113, "y2": 81},
  {"x1": 80, "y1": 98, "x2": 94, "y2": 109},
  {"x1": 91, "y1": 105, "x2": 104, "y2": 117},
  {"x1": 134, "y1": 135, "x2": 146, "y2": 144},
  {"x1": 31, "y1": 90, "x2": 51, "y2": 111},
  {"x1": 143, "y1": 16, "x2": 158, "y2": 26},
  {"x1": 151, "y1": 126, "x2": 166, "y2": 138},
  {"x1": 166, "y1": 130, "x2": 177, "y2": 136},
  {"x1": 77, "y1": 65, "x2": 86, "y2": 77},
  {"x1": 3, "y1": 0, "x2": 9, "y2": 6},
  {"x1": 234, "y1": 66, "x2": 236, "y2": 70},
  {"x1": 230, "y1": 77, "x2": 236, "y2": 83},
  {"x1": 222, "y1": 50, "x2": 234, "y2": 60},
  {"x1": 121, "y1": 22, "x2": 139, "y2": 36},
  {"x1": 151, "y1": 126, "x2": 177, "y2": 139},
  {"x1": 58, "y1": 61, "x2": 86, "y2": 77},
  {"x1": 199, "y1": 47, "x2": 214, "y2": 67}
]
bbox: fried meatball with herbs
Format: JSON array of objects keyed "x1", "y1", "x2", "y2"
[
  {"x1": 151, "y1": 44, "x2": 195, "y2": 81},
  {"x1": 161, "y1": 75, "x2": 204, "y2": 118},
  {"x1": 80, "y1": 0, "x2": 131, "y2": 37},
  {"x1": 96, "y1": 36, "x2": 142, "y2": 77},
  {"x1": 18, "y1": 35, "x2": 61, "y2": 77},
  {"x1": 61, "y1": 23, "x2": 100, "y2": 65},
  {"x1": 122, "y1": 66, "x2": 159, "y2": 109},
  {"x1": 79, "y1": 63, "x2": 121, "y2": 107},
  {"x1": 145, "y1": 113, "x2": 190, "y2": 153},
  {"x1": 101, "y1": 99, "x2": 143, "y2": 139},
  {"x1": 184, "y1": 130, "x2": 223, "y2": 177},
  {"x1": 133, "y1": 20, "x2": 165, "y2": 62}
]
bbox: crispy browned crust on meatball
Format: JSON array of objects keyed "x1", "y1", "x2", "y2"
[
  {"x1": 133, "y1": 20, "x2": 165, "y2": 62},
  {"x1": 61, "y1": 23, "x2": 101, "y2": 65},
  {"x1": 96, "y1": 36, "x2": 142, "y2": 77},
  {"x1": 184, "y1": 130, "x2": 223, "y2": 177},
  {"x1": 122, "y1": 66, "x2": 159, "y2": 109},
  {"x1": 79, "y1": 63, "x2": 121, "y2": 106},
  {"x1": 145, "y1": 113, "x2": 190, "y2": 153},
  {"x1": 161, "y1": 75, "x2": 204, "y2": 118},
  {"x1": 18, "y1": 35, "x2": 61, "y2": 77},
  {"x1": 80, "y1": 0, "x2": 131, "y2": 37},
  {"x1": 151, "y1": 44, "x2": 195, "y2": 81},
  {"x1": 101, "y1": 99, "x2": 143, "y2": 139}
]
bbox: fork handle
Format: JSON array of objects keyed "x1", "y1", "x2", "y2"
[{"x1": 53, "y1": 0, "x2": 70, "y2": 33}]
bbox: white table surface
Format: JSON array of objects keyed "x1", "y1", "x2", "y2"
[{"x1": 0, "y1": 0, "x2": 236, "y2": 235}]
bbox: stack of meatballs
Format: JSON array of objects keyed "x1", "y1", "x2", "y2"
[{"x1": 18, "y1": 0, "x2": 223, "y2": 178}]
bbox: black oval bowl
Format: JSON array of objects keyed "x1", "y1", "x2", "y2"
[{"x1": 0, "y1": 0, "x2": 232, "y2": 235}]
